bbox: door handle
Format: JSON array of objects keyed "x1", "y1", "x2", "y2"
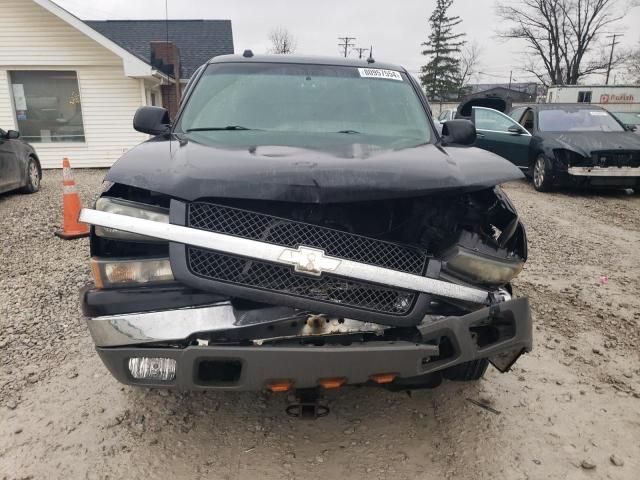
[{"x1": 476, "y1": 132, "x2": 485, "y2": 138}]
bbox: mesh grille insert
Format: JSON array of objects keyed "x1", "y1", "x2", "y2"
[
  {"x1": 591, "y1": 151, "x2": 640, "y2": 168},
  {"x1": 187, "y1": 247, "x2": 416, "y2": 314},
  {"x1": 187, "y1": 202, "x2": 427, "y2": 274}
]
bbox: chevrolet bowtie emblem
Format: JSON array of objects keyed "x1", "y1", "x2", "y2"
[{"x1": 278, "y1": 246, "x2": 341, "y2": 276}]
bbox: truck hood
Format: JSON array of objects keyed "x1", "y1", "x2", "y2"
[
  {"x1": 105, "y1": 136, "x2": 524, "y2": 203},
  {"x1": 544, "y1": 131, "x2": 640, "y2": 157}
]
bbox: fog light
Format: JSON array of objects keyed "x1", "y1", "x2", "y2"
[{"x1": 128, "y1": 357, "x2": 176, "y2": 381}]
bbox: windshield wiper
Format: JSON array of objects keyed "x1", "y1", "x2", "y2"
[{"x1": 186, "y1": 125, "x2": 262, "y2": 132}]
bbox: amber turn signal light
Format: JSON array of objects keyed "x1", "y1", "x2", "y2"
[
  {"x1": 318, "y1": 377, "x2": 346, "y2": 389},
  {"x1": 370, "y1": 373, "x2": 398, "y2": 384},
  {"x1": 266, "y1": 380, "x2": 294, "y2": 392}
]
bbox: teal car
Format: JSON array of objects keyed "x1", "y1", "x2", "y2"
[{"x1": 470, "y1": 106, "x2": 532, "y2": 172}]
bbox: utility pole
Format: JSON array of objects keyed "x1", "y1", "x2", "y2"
[
  {"x1": 508, "y1": 70, "x2": 513, "y2": 91},
  {"x1": 605, "y1": 33, "x2": 623, "y2": 85},
  {"x1": 338, "y1": 36, "x2": 356, "y2": 58},
  {"x1": 354, "y1": 47, "x2": 369, "y2": 59}
]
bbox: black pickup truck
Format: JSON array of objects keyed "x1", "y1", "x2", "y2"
[{"x1": 79, "y1": 54, "x2": 531, "y2": 393}]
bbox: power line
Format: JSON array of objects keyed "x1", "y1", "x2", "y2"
[
  {"x1": 337, "y1": 36, "x2": 356, "y2": 58},
  {"x1": 353, "y1": 47, "x2": 369, "y2": 59}
]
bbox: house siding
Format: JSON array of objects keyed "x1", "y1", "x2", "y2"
[{"x1": 0, "y1": 0, "x2": 149, "y2": 168}]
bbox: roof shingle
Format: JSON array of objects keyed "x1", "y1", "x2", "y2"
[{"x1": 85, "y1": 19, "x2": 234, "y2": 78}]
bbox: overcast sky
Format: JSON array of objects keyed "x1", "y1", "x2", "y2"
[{"x1": 54, "y1": 0, "x2": 639, "y2": 85}]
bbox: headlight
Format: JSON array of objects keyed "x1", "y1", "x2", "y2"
[
  {"x1": 553, "y1": 149, "x2": 588, "y2": 168},
  {"x1": 91, "y1": 257, "x2": 174, "y2": 289},
  {"x1": 94, "y1": 197, "x2": 169, "y2": 241},
  {"x1": 441, "y1": 247, "x2": 523, "y2": 286}
]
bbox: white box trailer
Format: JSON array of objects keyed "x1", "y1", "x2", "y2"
[{"x1": 546, "y1": 85, "x2": 640, "y2": 112}]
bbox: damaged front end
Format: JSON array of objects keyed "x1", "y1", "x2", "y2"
[{"x1": 80, "y1": 183, "x2": 531, "y2": 391}]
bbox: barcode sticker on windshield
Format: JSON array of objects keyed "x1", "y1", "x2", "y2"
[
  {"x1": 589, "y1": 111, "x2": 608, "y2": 116},
  {"x1": 358, "y1": 68, "x2": 403, "y2": 81}
]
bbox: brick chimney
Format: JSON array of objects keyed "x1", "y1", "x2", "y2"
[{"x1": 150, "y1": 41, "x2": 182, "y2": 120}]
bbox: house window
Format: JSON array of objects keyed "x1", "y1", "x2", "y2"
[
  {"x1": 577, "y1": 91, "x2": 592, "y2": 103},
  {"x1": 9, "y1": 71, "x2": 85, "y2": 143}
]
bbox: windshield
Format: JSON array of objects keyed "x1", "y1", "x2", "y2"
[
  {"x1": 613, "y1": 112, "x2": 640, "y2": 125},
  {"x1": 538, "y1": 108, "x2": 625, "y2": 133},
  {"x1": 175, "y1": 63, "x2": 431, "y2": 149}
]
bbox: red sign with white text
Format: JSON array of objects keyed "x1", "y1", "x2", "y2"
[{"x1": 600, "y1": 93, "x2": 635, "y2": 104}]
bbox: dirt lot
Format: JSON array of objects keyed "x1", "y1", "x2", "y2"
[{"x1": 1, "y1": 170, "x2": 639, "y2": 480}]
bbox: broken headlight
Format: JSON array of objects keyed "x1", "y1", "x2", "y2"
[
  {"x1": 553, "y1": 149, "x2": 589, "y2": 168},
  {"x1": 439, "y1": 230, "x2": 524, "y2": 287},
  {"x1": 94, "y1": 197, "x2": 169, "y2": 242},
  {"x1": 441, "y1": 247, "x2": 523, "y2": 286}
]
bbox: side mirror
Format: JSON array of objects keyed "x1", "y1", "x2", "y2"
[
  {"x1": 133, "y1": 106, "x2": 171, "y2": 135},
  {"x1": 441, "y1": 119, "x2": 476, "y2": 146},
  {"x1": 6, "y1": 130, "x2": 20, "y2": 139},
  {"x1": 628, "y1": 125, "x2": 637, "y2": 132},
  {"x1": 507, "y1": 125, "x2": 525, "y2": 135}
]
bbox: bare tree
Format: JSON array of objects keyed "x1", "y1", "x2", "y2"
[
  {"x1": 268, "y1": 27, "x2": 297, "y2": 54},
  {"x1": 455, "y1": 41, "x2": 482, "y2": 96},
  {"x1": 496, "y1": 0, "x2": 624, "y2": 85},
  {"x1": 624, "y1": 42, "x2": 640, "y2": 84}
]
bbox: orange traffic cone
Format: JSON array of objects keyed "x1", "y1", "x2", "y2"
[{"x1": 54, "y1": 157, "x2": 90, "y2": 240}]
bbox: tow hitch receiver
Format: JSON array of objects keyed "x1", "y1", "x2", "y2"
[{"x1": 285, "y1": 388, "x2": 329, "y2": 419}]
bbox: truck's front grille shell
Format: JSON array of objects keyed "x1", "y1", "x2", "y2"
[{"x1": 184, "y1": 202, "x2": 427, "y2": 315}]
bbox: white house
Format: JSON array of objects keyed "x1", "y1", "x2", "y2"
[{"x1": 0, "y1": 0, "x2": 233, "y2": 168}]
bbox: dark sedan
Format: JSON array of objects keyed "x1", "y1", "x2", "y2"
[
  {"x1": 0, "y1": 128, "x2": 41, "y2": 194},
  {"x1": 468, "y1": 104, "x2": 640, "y2": 192}
]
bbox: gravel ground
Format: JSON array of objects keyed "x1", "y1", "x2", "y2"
[{"x1": 1, "y1": 170, "x2": 639, "y2": 480}]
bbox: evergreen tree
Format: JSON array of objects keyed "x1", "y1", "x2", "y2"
[{"x1": 420, "y1": 0, "x2": 466, "y2": 99}]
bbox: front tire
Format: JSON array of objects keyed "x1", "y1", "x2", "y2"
[
  {"x1": 442, "y1": 359, "x2": 489, "y2": 381},
  {"x1": 20, "y1": 157, "x2": 41, "y2": 193},
  {"x1": 532, "y1": 154, "x2": 552, "y2": 192}
]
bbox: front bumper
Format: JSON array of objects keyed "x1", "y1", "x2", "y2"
[
  {"x1": 554, "y1": 166, "x2": 640, "y2": 188},
  {"x1": 568, "y1": 166, "x2": 640, "y2": 177},
  {"x1": 91, "y1": 297, "x2": 532, "y2": 390}
]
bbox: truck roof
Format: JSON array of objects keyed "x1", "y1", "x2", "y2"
[{"x1": 208, "y1": 53, "x2": 407, "y2": 72}]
